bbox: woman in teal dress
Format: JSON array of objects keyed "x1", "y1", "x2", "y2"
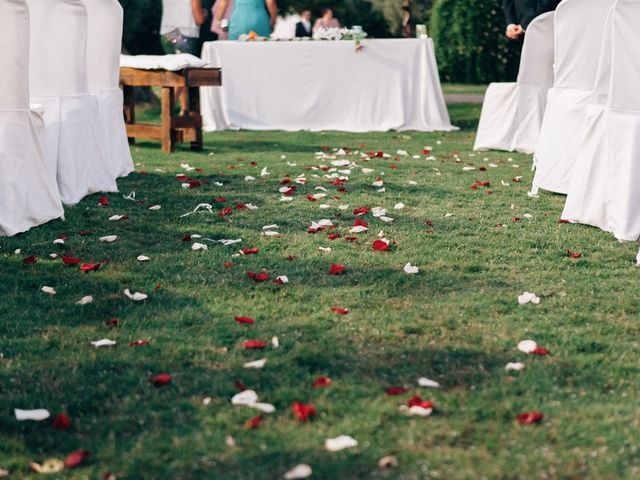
[{"x1": 213, "y1": 0, "x2": 277, "y2": 39}]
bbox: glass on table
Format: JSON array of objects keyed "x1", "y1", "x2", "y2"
[{"x1": 416, "y1": 24, "x2": 428, "y2": 39}]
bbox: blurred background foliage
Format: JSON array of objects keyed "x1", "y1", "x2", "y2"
[{"x1": 117, "y1": 0, "x2": 519, "y2": 83}]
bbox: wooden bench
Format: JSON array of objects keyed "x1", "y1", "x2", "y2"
[{"x1": 119, "y1": 67, "x2": 222, "y2": 153}]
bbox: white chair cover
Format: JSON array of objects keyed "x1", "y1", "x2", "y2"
[
  {"x1": 562, "y1": 0, "x2": 640, "y2": 241},
  {"x1": 474, "y1": 12, "x2": 555, "y2": 153},
  {"x1": 28, "y1": 0, "x2": 117, "y2": 205},
  {"x1": 83, "y1": 0, "x2": 133, "y2": 180},
  {"x1": 0, "y1": 0, "x2": 63, "y2": 236},
  {"x1": 531, "y1": 0, "x2": 617, "y2": 194}
]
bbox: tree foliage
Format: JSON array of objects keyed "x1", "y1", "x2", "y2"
[{"x1": 429, "y1": 0, "x2": 520, "y2": 83}]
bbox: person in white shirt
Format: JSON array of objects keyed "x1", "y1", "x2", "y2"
[{"x1": 295, "y1": 10, "x2": 312, "y2": 38}]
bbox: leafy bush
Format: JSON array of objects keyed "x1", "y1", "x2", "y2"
[{"x1": 430, "y1": 0, "x2": 521, "y2": 83}]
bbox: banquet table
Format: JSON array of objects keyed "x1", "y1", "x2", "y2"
[{"x1": 200, "y1": 38, "x2": 457, "y2": 132}]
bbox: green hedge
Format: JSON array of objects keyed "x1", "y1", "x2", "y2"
[{"x1": 429, "y1": 0, "x2": 521, "y2": 83}]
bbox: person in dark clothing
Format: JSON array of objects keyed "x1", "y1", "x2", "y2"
[
  {"x1": 295, "y1": 10, "x2": 312, "y2": 38},
  {"x1": 503, "y1": 0, "x2": 562, "y2": 39}
]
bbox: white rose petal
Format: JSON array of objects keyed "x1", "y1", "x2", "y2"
[
  {"x1": 149, "y1": 205, "x2": 161, "y2": 210},
  {"x1": 517, "y1": 340, "x2": 538, "y2": 354},
  {"x1": 349, "y1": 225, "x2": 368, "y2": 234},
  {"x1": 372, "y1": 180, "x2": 384, "y2": 187},
  {"x1": 15, "y1": 409, "x2": 50, "y2": 421},
  {"x1": 403, "y1": 263, "x2": 419, "y2": 274},
  {"x1": 76, "y1": 295, "x2": 94, "y2": 305},
  {"x1": 403, "y1": 405, "x2": 434, "y2": 417},
  {"x1": 394, "y1": 202, "x2": 405, "y2": 210},
  {"x1": 518, "y1": 291, "x2": 540, "y2": 305},
  {"x1": 417, "y1": 377, "x2": 439, "y2": 388},
  {"x1": 244, "y1": 358, "x2": 267, "y2": 369},
  {"x1": 231, "y1": 390, "x2": 259, "y2": 406},
  {"x1": 263, "y1": 224, "x2": 279, "y2": 230},
  {"x1": 53, "y1": 238, "x2": 65, "y2": 245},
  {"x1": 275, "y1": 276, "x2": 289, "y2": 284},
  {"x1": 271, "y1": 336, "x2": 280, "y2": 348},
  {"x1": 245, "y1": 176, "x2": 256, "y2": 181},
  {"x1": 137, "y1": 255, "x2": 150, "y2": 262},
  {"x1": 99, "y1": 235, "x2": 118, "y2": 243},
  {"x1": 379, "y1": 216, "x2": 394, "y2": 223},
  {"x1": 263, "y1": 230, "x2": 280, "y2": 236},
  {"x1": 462, "y1": 166, "x2": 475, "y2": 171},
  {"x1": 41, "y1": 286, "x2": 56, "y2": 295},
  {"x1": 91, "y1": 339, "x2": 116, "y2": 348},
  {"x1": 318, "y1": 247, "x2": 332, "y2": 253},
  {"x1": 325, "y1": 435, "x2": 358, "y2": 452},
  {"x1": 283, "y1": 464, "x2": 313, "y2": 480},
  {"x1": 192, "y1": 243, "x2": 208, "y2": 251},
  {"x1": 124, "y1": 289, "x2": 148, "y2": 301},
  {"x1": 109, "y1": 215, "x2": 126, "y2": 221},
  {"x1": 505, "y1": 362, "x2": 526, "y2": 371}
]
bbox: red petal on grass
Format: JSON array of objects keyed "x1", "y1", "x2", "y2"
[
  {"x1": 244, "y1": 339, "x2": 267, "y2": 349},
  {"x1": 385, "y1": 387, "x2": 408, "y2": 396},
  {"x1": 235, "y1": 316, "x2": 255, "y2": 324},
  {"x1": 235, "y1": 203, "x2": 248, "y2": 210},
  {"x1": 187, "y1": 180, "x2": 201, "y2": 188},
  {"x1": 64, "y1": 449, "x2": 90, "y2": 469},
  {"x1": 282, "y1": 187, "x2": 296, "y2": 196},
  {"x1": 62, "y1": 255, "x2": 82, "y2": 265},
  {"x1": 287, "y1": 255, "x2": 297, "y2": 261},
  {"x1": 79, "y1": 231, "x2": 92, "y2": 236},
  {"x1": 306, "y1": 195, "x2": 317, "y2": 202},
  {"x1": 292, "y1": 401, "x2": 317, "y2": 422},
  {"x1": 353, "y1": 218, "x2": 368, "y2": 228},
  {"x1": 244, "y1": 415, "x2": 264, "y2": 429},
  {"x1": 312, "y1": 376, "x2": 332, "y2": 388},
  {"x1": 23, "y1": 255, "x2": 38, "y2": 265},
  {"x1": 407, "y1": 395, "x2": 434, "y2": 410},
  {"x1": 214, "y1": 196, "x2": 226, "y2": 203},
  {"x1": 129, "y1": 340, "x2": 149, "y2": 346},
  {"x1": 328, "y1": 233, "x2": 341, "y2": 240},
  {"x1": 330, "y1": 307, "x2": 350, "y2": 315},
  {"x1": 234, "y1": 380, "x2": 248, "y2": 391},
  {"x1": 247, "y1": 271, "x2": 270, "y2": 282},
  {"x1": 149, "y1": 373, "x2": 172, "y2": 385},
  {"x1": 106, "y1": 317, "x2": 119, "y2": 327},
  {"x1": 98, "y1": 196, "x2": 110, "y2": 206},
  {"x1": 353, "y1": 207, "x2": 369, "y2": 216},
  {"x1": 241, "y1": 248, "x2": 259, "y2": 255},
  {"x1": 532, "y1": 347, "x2": 550, "y2": 356},
  {"x1": 51, "y1": 414, "x2": 71, "y2": 431},
  {"x1": 372, "y1": 239, "x2": 390, "y2": 252},
  {"x1": 345, "y1": 236, "x2": 358, "y2": 242},
  {"x1": 176, "y1": 174, "x2": 188, "y2": 181},
  {"x1": 512, "y1": 217, "x2": 521, "y2": 222},
  {"x1": 80, "y1": 263, "x2": 101, "y2": 272},
  {"x1": 479, "y1": 166, "x2": 487, "y2": 172},
  {"x1": 224, "y1": 262, "x2": 235, "y2": 268},
  {"x1": 218, "y1": 207, "x2": 233, "y2": 217},
  {"x1": 567, "y1": 250, "x2": 582, "y2": 259},
  {"x1": 516, "y1": 412, "x2": 544, "y2": 424},
  {"x1": 329, "y1": 264, "x2": 345, "y2": 275},
  {"x1": 421, "y1": 148, "x2": 431, "y2": 155},
  {"x1": 181, "y1": 235, "x2": 192, "y2": 242},
  {"x1": 558, "y1": 219, "x2": 571, "y2": 224},
  {"x1": 58, "y1": 233, "x2": 69, "y2": 241},
  {"x1": 280, "y1": 178, "x2": 292, "y2": 185}
]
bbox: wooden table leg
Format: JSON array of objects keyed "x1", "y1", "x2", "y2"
[
  {"x1": 161, "y1": 86, "x2": 176, "y2": 153},
  {"x1": 188, "y1": 86, "x2": 203, "y2": 151},
  {"x1": 123, "y1": 85, "x2": 136, "y2": 145}
]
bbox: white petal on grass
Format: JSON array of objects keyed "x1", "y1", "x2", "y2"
[
  {"x1": 394, "y1": 202, "x2": 405, "y2": 210},
  {"x1": 263, "y1": 224, "x2": 279, "y2": 230},
  {"x1": 371, "y1": 180, "x2": 384, "y2": 187},
  {"x1": 263, "y1": 230, "x2": 280, "y2": 236},
  {"x1": 462, "y1": 166, "x2": 475, "y2": 171},
  {"x1": 349, "y1": 225, "x2": 368, "y2": 234},
  {"x1": 41, "y1": 286, "x2": 56, "y2": 295},
  {"x1": 403, "y1": 263, "x2": 419, "y2": 274},
  {"x1": 325, "y1": 435, "x2": 358, "y2": 452},
  {"x1": 260, "y1": 167, "x2": 270, "y2": 177},
  {"x1": 245, "y1": 176, "x2": 256, "y2": 181},
  {"x1": 15, "y1": 409, "x2": 50, "y2": 421},
  {"x1": 99, "y1": 235, "x2": 118, "y2": 243},
  {"x1": 271, "y1": 336, "x2": 280, "y2": 348},
  {"x1": 505, "y1": 362, "x2": 526, "y2": 371},
  {"x1": 91, "y1": 339, "x2": 116, "y2": 348},
  {"x1": 517, "y1": 291, "x2": 540, "y2": 305},
  {"x1": 192, "y1": 243, "x2": 208, "y2": 251},
  {"x1": 372, "y1": 207, "x2": 387, "y2": 217},
  {"x1": 180, "y1": 204, "x2": 214, "y2": 218},
  {"x1": 137, "y1": 255, "x2": 150, "y2": 262},
  {"x1": 109, "y1": 215, "x2": 126, "y2": 221},
  {"x1": 417, "y1": 377, "x2": 440, "y2": 388},
  {"x1": 148, "y1": 205, "x2": 161, "y2": 210},
  {"x1": 318, "y1": 247, "x2": 332, "y2": 253},
  {"x1": 517, "y1": 340, "x2": 538, "y2": 354},
  {"x1": 379, "y1": 216, "x2": 394, "y2": 223},
  {"x1": 244, "y1": 358, "x2": 267, "y2": 369},
  {"x1": 283, "y1": 464, "x2": 312, "y2": 479},
  {"x1": 231, "y1": 390, "x2": 259, "y2": 406},
  {"x1": 218, "y1": 239, "x2": 242, "y2": 246},
  {"x1": 407, "y1": 405, "x2": 434, "y2": 417},
  {"x1": 49, "y1": 254, "x2": 58, "y2": 259},
  {"x1": 251, "y1": 402, "x2": 276, "y2": 413},
  {"x1": 275, "y1": 276, "x2": 289, "y2": 284},
  {"x1": 53, "y1": 238, "x2": 65, "y2": 245},
  {"x1": 76, "y1": 295, "x2": 94, "y2": 305},
  {"x1": 124, "y1": 289, "x2": 148, "y2": 301},
  {"x1": 361, "y1": 168, "x2": 375, "y2": 174},
  {"x1": 280, "y1": 196, "x2": 293, "y2": 202}
]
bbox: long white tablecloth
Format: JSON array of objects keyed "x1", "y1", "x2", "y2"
[{"x1": 201, "y1": 38, "x2": 457, "y2": 132}]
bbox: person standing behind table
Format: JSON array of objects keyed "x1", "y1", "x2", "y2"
[
  {"x1": 194, "y1": 0, "x2": 216, "y2": 51},
  {"x1": 211, "y1": 0, "x2": 234, "y2": 40},
  {"x1": 295, "y1": 9, "x2": 312, "y2": 37},
  {"x1": 161, "y1": 0, "x2": 200, "y2": 56},
  {"x1": 503, "y1": 0, "x2": 561, "y2": 40},
  {"x1": 312, "y1": 8, "x2": 340, "y2": 33},
  {"x1": 214, "y1": 0, "x2": 278, "y2": 40}
]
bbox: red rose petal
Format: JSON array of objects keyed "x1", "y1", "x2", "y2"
[
  {"x1": 328, "y1": 233, "x2": 341, "y2": 240},
  {"x1": 516, "y1": 411, "x2": 544, "y2": 424},
  {"x1": 243, "y1": 339, "x2": 266, "y2": 349},
  {"x1": 214, "y1": 196, "x2": 226, "y2": 203},
  {"x1": 353, "y1": 207, "x2": 369, "y2": 216},
  {"x1": 532, "y1": 347, "x2": 550, "y2": 356},
  {"x1": 567, "y1": 250, "x2": 583, "y2": 259},
  {"x1": 312, "y1": 376, "x2": 332, "y2": 388},
  {"x1": 407, "y1": 395, "x2": 434, "y2": 410},
  {"x1": 385, "y1": 386, "x2": 408, "y2": 396},
  {"x1": 23, "y1": 255, "x2": 38, "y2": 265},
  {"x1": 51, "y1": 413, "x2": 71, "y2": 431},
  {"x1": 330, "y1": 307, "x2": 350, "y2": 315},
  {"x1": 241, "y1": 248, "x2": 259, "y2": 255},
  {"x1": 129, "y1": 339, "x2": 149, "y2": 346},
  {"x1": 80, "y1": 263, "x2": 101, "y2": 272},
  {"x1": 98, "y1": 196, "x2": 109, "y2": 206},
  {"x1": 149, "y1": 373, "x2": 172, "y2": 386},
  {"x1": 235, "y1": 316, "x2": 255, "y2": 324},
  {"x1": 247, "y1": 271, "x2": 270, "y2": 282},
  {"x1": 292, "y1": 401, "x2": 317, "y2": 422},
  {"x1": 218, "y1": 207, "x2": 233, "y2": 217},
  {"x1": 62, "y1": 255, "x2": 82, "y2": 265},
  {"x1": 372, "y1": 239, "x2": 390, "y2": 252},
  {"x1": 106, "y1": 317, "x2": 119, "y2": 327},
  {"x1": 353, "y1": 218, "x2": 368, "y2": 228},
  {"x1": 64, "y1": 449, "x2": 90, "y2": 469},
  {"x1": 235, "y1": 203, "x2": 248, "y2": 210},
  {"x1": 329, "y1": 264, "x2": 345, "y2": 275},
  {"x1": 244, "y1": 415, "x2": 264, "y2": 429},
  {"x1": 181, "y1": 235, "x2": 192, "y2": 242}
]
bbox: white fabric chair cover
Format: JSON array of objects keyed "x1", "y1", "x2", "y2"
[
  {"x1": 474, "y1": 12, "x2": 555, "y2": 153},
  {"x1": 0, "y1": 0, "x2": 63, "y2": 236},
  {"x1": 28, "y1": 0, "x2": 117, "y2": 205},
  {"x1": 562, "y1": 0, "x2": 640, "y2": 241},
  {"x1": 532, "y1": 0, "x2": 617, "y2": 194},
  {"x1": 83, "y1": 0, "x2": 133, "y2": 180}
]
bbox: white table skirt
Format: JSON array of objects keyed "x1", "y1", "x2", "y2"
[{"x1": 200, "y1": 38, "x2": 457, "y2": 132}]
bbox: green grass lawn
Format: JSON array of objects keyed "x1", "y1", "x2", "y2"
[{"x1": 1, "y1": 104, "x2": 638, "y2": 479}]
